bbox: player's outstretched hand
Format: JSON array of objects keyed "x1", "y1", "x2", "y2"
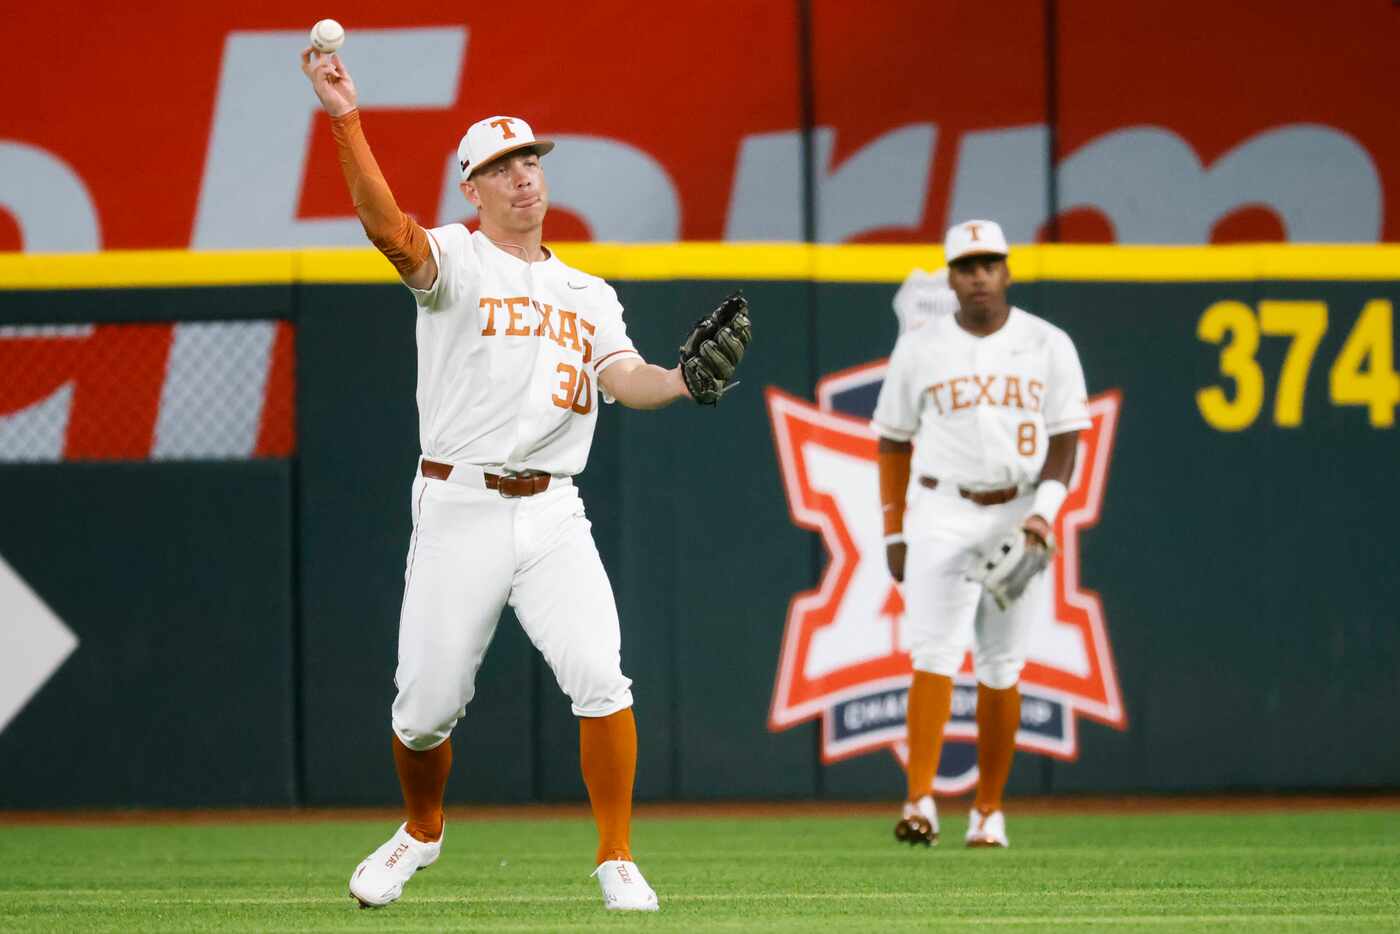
[
  {"x1": 299, "y1": 48, "x2": 358, "y2": 117},
  {"x1": 886, "y1": 541, "x2": 907, "y2": 583},
  {"x1": 679, "y1": 291, "x2": 752, "y2": 405}
]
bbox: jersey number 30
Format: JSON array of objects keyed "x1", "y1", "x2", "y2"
[{"x1": 553, "y1": 363, "x2": 594, "y2": 415}]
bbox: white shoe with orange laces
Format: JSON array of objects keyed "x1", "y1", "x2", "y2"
[
  {"x1": 593, "y1": 859, "x2": 659, "y2": 911},
  {"x1": 348, "y1": 822, "x2": 443, "y2": 908}
]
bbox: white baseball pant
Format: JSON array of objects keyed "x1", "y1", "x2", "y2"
[
  {"x1": 901, "y1": 483, "x2": 1050, "y2": 690},
  {"x1": 390, "y1": 461, "x2": 633, "y2": 751}
]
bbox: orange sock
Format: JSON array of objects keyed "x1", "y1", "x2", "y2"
[
  {"x1": 973, "y1": 682, "x2": 1020, "y2": 814},
  {"x1": 579, "y1": 708, "x2": 637, "y2": 865},
  {"x1": 392, "y1": 735, "x2": 451, "y2": 842},
  {"x1": 905, "y1": 671, "x2": 954, "y2": 801}
]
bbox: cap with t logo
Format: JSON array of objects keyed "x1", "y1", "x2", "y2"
[
  {"x1": 944, "y1": 219, "x2": 1009, "y2": 263},
  {"x1": 457, "y1": 115, "x2": 555, "y2": 180}
]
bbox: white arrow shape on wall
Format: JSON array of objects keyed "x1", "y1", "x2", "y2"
[{"x1": 0, "y1": 554, "x2": 78, "y2": 734}]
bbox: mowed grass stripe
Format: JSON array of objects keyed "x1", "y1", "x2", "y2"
[
  {"x1": 1, "y1": 810, "x2": 1396, "y2": 932},
  {"x1": 2, "y1": 922, "x2": 1389, "y2": 934},
  {"x1": 7, "y1": 884, "x2": 1391, "y2": 900},
  {"x1": 8, "y1": 880, "x2": 1391, "y2": 893}
]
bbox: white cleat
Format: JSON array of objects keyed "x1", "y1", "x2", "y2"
[
  {"x1": 348, "y1": 822, "x2": 443, "y2": 908},
  {"x1": 592, "y1": 859, "x2": 659, "y2": 911},
  {"x1": 894, "y1": 794, "x2": 939, "y2": 846},
  {"x1": 965, "y1": 808, "x2": 1009, "y2": 848}
]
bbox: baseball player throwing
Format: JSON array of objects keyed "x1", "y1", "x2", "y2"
[
  {"x1": 874, "y1": 220, "x2": 1089, "y2": 848},
  {"x1": 299, "y1": 46, "x2": 750, "y2": 912}
]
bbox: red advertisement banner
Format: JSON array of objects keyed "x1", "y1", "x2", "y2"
[
  {"x1": 2, "y1": 1, "x2": 1396, "y2": 252},
  {"x1": 0, "y1": 321, "x2": 294, "y2": 461}
]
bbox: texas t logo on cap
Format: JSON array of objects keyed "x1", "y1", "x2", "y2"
[
  {"x1": 945, "y1": 219, "x2": 1009, "y2": 263},
  {"x1": 457, "y1": 115, "x2": 556, "y2": 180}
]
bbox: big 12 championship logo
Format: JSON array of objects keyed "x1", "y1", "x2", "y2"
[{"x1": 765, "y1": 363, "x2": 1126, "y2": 792}]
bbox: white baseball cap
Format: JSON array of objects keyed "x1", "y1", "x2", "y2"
[
  {"x1": 944, "y1": 219, "x2": 1009, "y2": 263},
  {"x1": 457, "y1": 115, "x2": 555, "y2": 180}
]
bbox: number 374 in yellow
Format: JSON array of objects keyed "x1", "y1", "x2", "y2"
[{"x1": 1197, "y1": 298, "x2": 1400, "y2": 431}]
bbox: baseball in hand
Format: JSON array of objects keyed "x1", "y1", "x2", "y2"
[{"x1": 309, "y1": 19, "x2": 345, "y2": 54}]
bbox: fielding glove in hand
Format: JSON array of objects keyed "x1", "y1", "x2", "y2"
[
  {"x1": 965, "y1": 527, "x2": 1053, "y2": 610},
  {"x1": 679, "y1": 291, "x2": 752, "y2": 405}
]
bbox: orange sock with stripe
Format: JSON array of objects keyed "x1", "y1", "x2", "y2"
[
  {"x1": 905, "y1": 671, "x2": 954, "y2": 801},
  {"x1": 392, "y1": 735, "x2": 451, "y2": 842},
  {"x1": 973, "y1": 682, "x2": 1020, "y2": 813},
  {"x1": 580, "y1": 707, "x2": 637, "y2": 865}
]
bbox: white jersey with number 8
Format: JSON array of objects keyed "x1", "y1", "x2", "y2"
[
  {"x1": 410, "y1": 225, "x2": 640, "y2": 475},
  {"x1": 872, "y1": 307, "x2": 1090, "y2": 490}
]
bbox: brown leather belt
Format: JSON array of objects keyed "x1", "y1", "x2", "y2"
[
  {"x1": 918, "y1": 475, "x2": 1020, "y2": 507},
  {"x1": 421, "y1": 459, "x2": 552, "y2": 498}
]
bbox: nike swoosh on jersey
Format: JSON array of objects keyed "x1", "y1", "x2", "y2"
[{"x1": 567, "y1": 281, "x2": 589, "y2": 290}]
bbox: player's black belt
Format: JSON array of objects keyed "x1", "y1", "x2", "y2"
[
  {"x1": 420, "y1": 459, "x2": 552, "y2": 497},
  {"x1": 918, "y1": 475, "x2": 1020, "y2": 507}
]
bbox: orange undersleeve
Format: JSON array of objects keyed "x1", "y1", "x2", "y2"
[
  {"x1": 878, "y1": 447, "x2": 913, "y2": 536},
  {"x1": 330, "y1": 110, "x2": 431, "y2": 279}
]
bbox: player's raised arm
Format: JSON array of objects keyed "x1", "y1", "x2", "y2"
[{"x1": 298, "y1": 48, "x2": 437, "y2": 291}]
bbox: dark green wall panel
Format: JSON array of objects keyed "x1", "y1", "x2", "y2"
[
  {"x1": 0, "y1": 462, "x2": 295, "y2": 807},
  {"x1": 0, "y1": 285, "x2": 295, "y2": 327},
  {"x1": 1036, "y1": 281, "x2": 1400, "y2": 792},
  {"x1": 1, "y1": 274, "x2": 1395, "y2": 808}
]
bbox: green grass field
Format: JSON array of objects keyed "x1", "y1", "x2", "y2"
[{"x1": 2, "y1": 808, "x2": 1398, "y2": 932}]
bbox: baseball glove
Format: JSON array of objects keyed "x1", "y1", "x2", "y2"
[
  {"x1": 679, "y1": 291, "x2": 752, "y2": 405},
  {"x1": 966, "y1": 528, "x2": 1054, "y2": 611}
]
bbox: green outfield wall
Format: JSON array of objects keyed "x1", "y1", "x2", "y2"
[{"x1": 0, "y1": 245, "x2": 1396, "y2": 807}]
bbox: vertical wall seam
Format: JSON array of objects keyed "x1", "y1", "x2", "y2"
[
  {"x1": 288, "y1": 288, "x2": 306, "y2": 806},
  {"x1": 1044, "y1": 0, "x2": 1061, "y2": 243},
  {"x1": 1042, "y1": 0, "x2": 1059, "y2": 795},
  {"x1": 797, "y1": 0, "x2": 818, "y2": 247},
  {"x1": 796, "y1": 0, "x2": 827, "y2": 800},
  {"x1": 532, "y1": 634, "x2": 545, "y2": 802}
]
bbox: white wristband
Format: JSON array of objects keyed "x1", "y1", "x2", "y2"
[
  {"x1": 883, "y1": 532, "x2": 906, "y2": 545},
  {"x1": 1030, "y1": 479, "x2": 1068, "y2": 524}
]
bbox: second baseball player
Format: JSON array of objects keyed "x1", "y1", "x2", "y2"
[{"x1": 875, "y1": 220, "x2": 1090, "y2": 848}]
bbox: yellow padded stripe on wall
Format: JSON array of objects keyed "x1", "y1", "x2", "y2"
[{"x1": 1, "y1": 243, "x2": 1398, "y2": 289}]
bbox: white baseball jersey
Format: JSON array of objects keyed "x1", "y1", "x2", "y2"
[
  {"x1": 877, "y1": 305, "x2": 1090, "y2": 689},
  {"x1": 391, "y1": 226, "x2": 640, "y2": 750},
  {"x1": 892, "y1": 267, "x2": 958, "y2": 336},
  {"x1": 872, "y1": 307, "x2": 1090, "y2": 490},
  {"x1": 410, "y1": 225, "x2": 641, "y2": 475}
]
